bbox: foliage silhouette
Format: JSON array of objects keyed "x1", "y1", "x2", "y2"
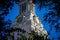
[
  {"x1": 28, "y1": 31, "x2": 50, "y2": 40},
  {"x1": 15, "y1": 31, "x2": 50, "y2": 40},
  {"x1": 20, "y1": 33, "x2": 27, "y2": 40}
]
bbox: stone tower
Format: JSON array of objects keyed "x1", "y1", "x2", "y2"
[
  {"x1": 16, "y1": 0, "x2": 41, "y2": 33},
  {"x1": 5, "y1": 0, "x2": 49, "y2": 40}
]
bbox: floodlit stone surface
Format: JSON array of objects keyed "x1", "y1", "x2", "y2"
[{"x1": 6, "y1": 0, "x2": 49, "y2": 40}]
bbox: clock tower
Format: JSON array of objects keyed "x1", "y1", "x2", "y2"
[
  {"x1": 16, "y1": 0, "x2": 37, "y2": 32},
  {"x1": 6, "y1": 0, "x2": 49, "y2": 40}
]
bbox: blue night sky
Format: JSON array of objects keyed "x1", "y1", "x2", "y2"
[{"x1": 5, "y1": 2, "x2": 60, "y2": 40}]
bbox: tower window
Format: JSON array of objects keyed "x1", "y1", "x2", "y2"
[
  {"x1": 22, "y1": 3, "x2": 26, "y2": 12},
  {"x1": 20, "y1": 3, "x2": 26, "y2": 13}
]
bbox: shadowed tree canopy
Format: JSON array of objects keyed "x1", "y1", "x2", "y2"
[
  {"x1": 32, "y1": 0, "x2": 36, "y2": 4},
  {"x1": 29, "y1": 31, "x2": 50, "y2": 40}
]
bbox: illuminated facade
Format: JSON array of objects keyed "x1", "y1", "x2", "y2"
[{"x1": 6, "y1": 0, "x2": 49, "y2": 40}]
